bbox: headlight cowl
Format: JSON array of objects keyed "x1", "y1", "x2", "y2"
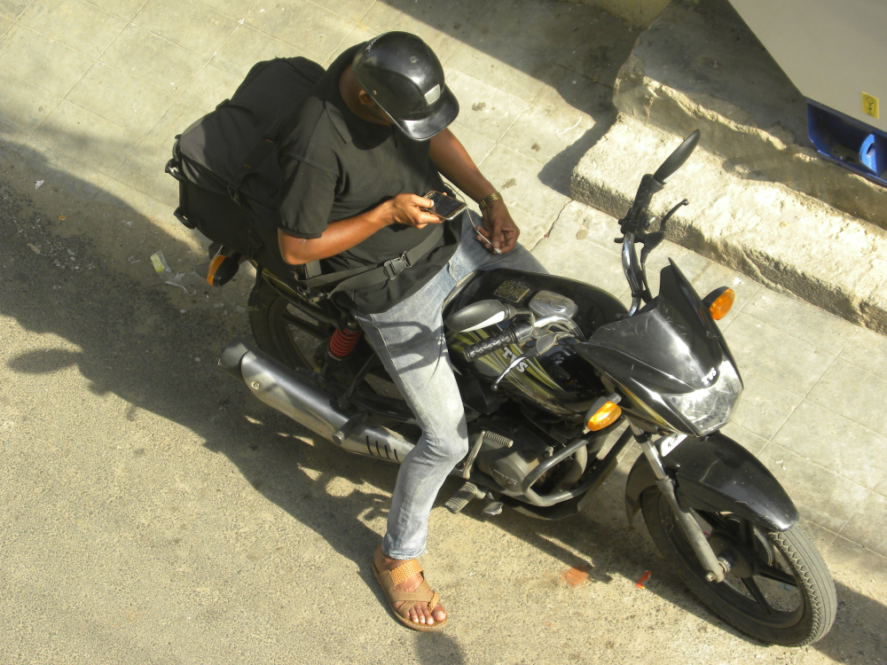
[{"x1": 662, "y1": 361, "x2": 743, "y2": 436}]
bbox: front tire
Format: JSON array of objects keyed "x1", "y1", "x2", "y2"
[{"x1": 641, "y1": 488, "x2": 836, "y2": 646}]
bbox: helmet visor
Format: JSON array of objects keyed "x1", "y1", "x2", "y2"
[{"x1": 392, "y1": 85, "x2": 459, "y2": 140}]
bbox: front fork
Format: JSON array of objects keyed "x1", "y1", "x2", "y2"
[{"x1": 634, "y1": 425, "x2": 727, "y2": 583}]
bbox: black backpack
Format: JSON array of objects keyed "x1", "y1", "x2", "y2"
[
  {"x1": 166, "y1": 56, "x2": 446, "y2": 297},
  {"x1": 165, "y1": 57, "x2": 324, "y2": 284}
]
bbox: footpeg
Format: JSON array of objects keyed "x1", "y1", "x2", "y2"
[
  {"x1": 332, "y1": 412, "x2": 367, "y2": 446},
  {"x1": 482, "y1": 501, "x2": 504, "y2": 517},
  {"x1": 445, "y1": 482, "x2": 486, "y2": 514}
]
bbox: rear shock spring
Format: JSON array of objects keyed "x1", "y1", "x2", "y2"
[{"x1": 329, "y1": 328, "x2": 362, "y2": 359}]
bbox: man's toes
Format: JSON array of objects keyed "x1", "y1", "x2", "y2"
[{"x1": 432, "y1": 606, "x2": 446, "y2": 622}]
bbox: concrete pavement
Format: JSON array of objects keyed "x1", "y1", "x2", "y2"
[{"x1": 1, "y1": 0, "x2": 886, "y2": 662}]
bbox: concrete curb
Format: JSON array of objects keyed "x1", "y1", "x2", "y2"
[
  {"x1": 571, "y1": 114, "x2": 887, "y2": 334},
  {"x1": 612, "y1": 0, "x2": 887, "y2": 231}
]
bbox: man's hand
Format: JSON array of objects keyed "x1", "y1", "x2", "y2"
[
  {"x1": 384, "y1": 193, "x2": 442, "y2": 229},
  {"x1": 478, "y1": 198, "x2": 520, "y2": 253},
  {"x1": 427, "y1": 130, "x2": 521, "y2": 252},
  {"x1": 278, "y1": 193, "x2": 442, "y2": 265}
]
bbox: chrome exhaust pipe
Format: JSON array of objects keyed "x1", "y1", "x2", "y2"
[{"x1": 219, "y1": 339, "x2": 416, "y2": 463}]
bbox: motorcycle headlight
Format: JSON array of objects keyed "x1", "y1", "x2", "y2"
[{"x1": 662, "y1": 360, "x2": 742, "y2": 436}]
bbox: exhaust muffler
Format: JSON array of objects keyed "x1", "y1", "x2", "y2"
[{"x1": 219, "y1": 339, "x2": 416, "y2": 462}]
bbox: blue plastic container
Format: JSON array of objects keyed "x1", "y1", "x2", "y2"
[{"x1": 807, "y1": 99, "x2": 887, "y2": 187}]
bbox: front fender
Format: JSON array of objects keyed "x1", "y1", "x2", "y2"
[{"x1": 625, "y1": 433, "x2": 799, "y2": 532}]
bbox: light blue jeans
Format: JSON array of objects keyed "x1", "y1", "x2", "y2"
[{"x1": 355, "y1": 212, "x2": 545, "y2": 559}]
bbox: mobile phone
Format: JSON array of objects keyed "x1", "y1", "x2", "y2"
[{"x1": 423, "y1": 191, "x2": 466, "y2": 220}]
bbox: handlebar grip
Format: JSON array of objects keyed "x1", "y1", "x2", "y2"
[{"x1": 464, "y1": 329, "x2": 518, "y2": 362}]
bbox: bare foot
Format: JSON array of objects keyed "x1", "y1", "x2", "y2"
[{"x1": 374, "y1": 545, "x2": 447, "y2": 627}]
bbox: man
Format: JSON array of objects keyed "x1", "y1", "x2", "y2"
[{"x1": 276, "y1": 32, "x2": 544, "y2": 631}]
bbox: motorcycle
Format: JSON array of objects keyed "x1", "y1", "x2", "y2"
[{"x1": 213, "y1": 130, "x2": 836, "y2": 646}]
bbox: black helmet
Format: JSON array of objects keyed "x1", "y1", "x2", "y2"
[{"x1": 352, "y1": 32, "x2": 459, "y2": 140}]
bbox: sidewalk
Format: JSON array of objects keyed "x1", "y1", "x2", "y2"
[{"x1": 1, "y1": 0, "x2": 885, "y2": 658}]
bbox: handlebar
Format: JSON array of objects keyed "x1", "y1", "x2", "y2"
[
  {"x1": 464, "y1": 328, "x2": 520, "y2": 362},
  {"x1": 463, "y1": 314, "x2": 582, "y2": 364},
  {"x1": 619, "y1": 130, "x2": 700, "y2": 237},
  {"x1": 620, "y1": 174, "x2": 663, "y2": 236},
  {"x1": 619, "y1": 131, "x2": 699, "y2": 315}
]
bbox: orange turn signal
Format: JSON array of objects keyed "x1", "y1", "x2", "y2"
[
  {"x1": 708, "y1": 288, "x2": 735, "y2": 321},
  {"x1": 207, "y1": 254, "x2": 226, "y2": 286},
  {"x1": 587, "y1": 401, "x2": 622, "y2": 431}
]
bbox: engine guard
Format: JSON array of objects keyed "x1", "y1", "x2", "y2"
[{"x1": 625, "y1": 433, "x2": 799, "y2": 532}]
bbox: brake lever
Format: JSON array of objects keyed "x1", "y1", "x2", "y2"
[{"x1": 660, "y1": 199, "x2": 689, "y2": 227}]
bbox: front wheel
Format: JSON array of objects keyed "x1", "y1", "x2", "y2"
[{"x1": 641, "y1": 488, "x2": 836, "y2": 646}]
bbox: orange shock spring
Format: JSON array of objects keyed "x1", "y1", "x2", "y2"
[{"x1": 329, "y1": 328, "x2": 361, "y2": 359}]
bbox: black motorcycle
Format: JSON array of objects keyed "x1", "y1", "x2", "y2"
[{"x1": 216, "y1": 131, "x2": 836, "y2": 646}]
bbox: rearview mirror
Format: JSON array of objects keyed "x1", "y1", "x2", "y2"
[{"x1": 653, "y1": 130, "x2": 700, "y2": 184}]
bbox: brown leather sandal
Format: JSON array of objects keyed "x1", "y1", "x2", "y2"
[{"x1": 372, "y1": 556, "x2": 448, "y2": 632}]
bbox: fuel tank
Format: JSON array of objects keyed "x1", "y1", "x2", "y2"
[{"x1": 445, "y1": 269, "x2": 628, "y2": 418}]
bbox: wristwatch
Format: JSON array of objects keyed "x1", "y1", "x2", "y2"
[{"x1": 478, "y1": 192, "x2": 502, "y2": 211}]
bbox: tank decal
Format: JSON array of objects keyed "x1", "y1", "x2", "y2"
[
  {"x1": 449, "y1": 328, "x2": 577, "y2": 412},
  {"x1": 446, "y1": 269, "x2": 623, "y2": 417}
]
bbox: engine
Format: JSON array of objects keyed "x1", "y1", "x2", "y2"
[{"x1": 470, "y1": 421, "x2": 588, "y2": 497}]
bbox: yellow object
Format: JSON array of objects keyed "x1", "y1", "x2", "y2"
[
  {"x1": 150, "y1": 252, "x2": 167, "y2": 274},
  {"x1": 709, "y1": 288, "x2": 735, "y2": 321},
  {"x1": 862, "y1": 93, "x2": 879, "y2": 119},
  {"x1": 207, "y1": 255, "x2": 227, "y2": 286},
  {"x1": 587, "y1": 401, "x2": 622, "y2": 431}
]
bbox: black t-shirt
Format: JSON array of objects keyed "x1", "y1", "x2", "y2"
[{"x1": 277, "y1": 44, "x2": 460, "y2": 314}]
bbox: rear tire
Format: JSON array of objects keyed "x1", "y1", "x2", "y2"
[
  {"x1": 641, "y1": 488, "x2": 836, "y2": 646},
  {"x1": 247, "y1": 277, "x2": 331, "y2": 369},
  {"x1": 247, "y1": 276, "x2": 408, "y2": 404}
]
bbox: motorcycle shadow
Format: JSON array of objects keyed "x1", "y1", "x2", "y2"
[
  {"x1": 199, "y1": 410, "x2": 735, "y2": 643},
  {"x1": 1, "y1": 152, "x2": 882, "y2": 658},
  {"x1": 205, "y1": 409, "x2": 887, "y2": 656}
]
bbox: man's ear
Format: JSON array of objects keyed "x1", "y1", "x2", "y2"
[{"x1": 357, "y1": 90, "x2": 374, "y2": 107}]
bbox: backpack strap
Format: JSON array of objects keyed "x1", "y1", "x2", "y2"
[
  {"x1": 228, "y1": 134, "x2": 276, "y2": 204},
  {"x1": 294, "y1": 224, "x2": 446, "y2": 298},
  {"x1": 230, "y1": 100, "x2": 296, "y2": 203}
]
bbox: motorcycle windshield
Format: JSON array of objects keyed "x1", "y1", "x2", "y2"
[{"x1": 582, "y1": 261, "x2": 726, "y2": 393}]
